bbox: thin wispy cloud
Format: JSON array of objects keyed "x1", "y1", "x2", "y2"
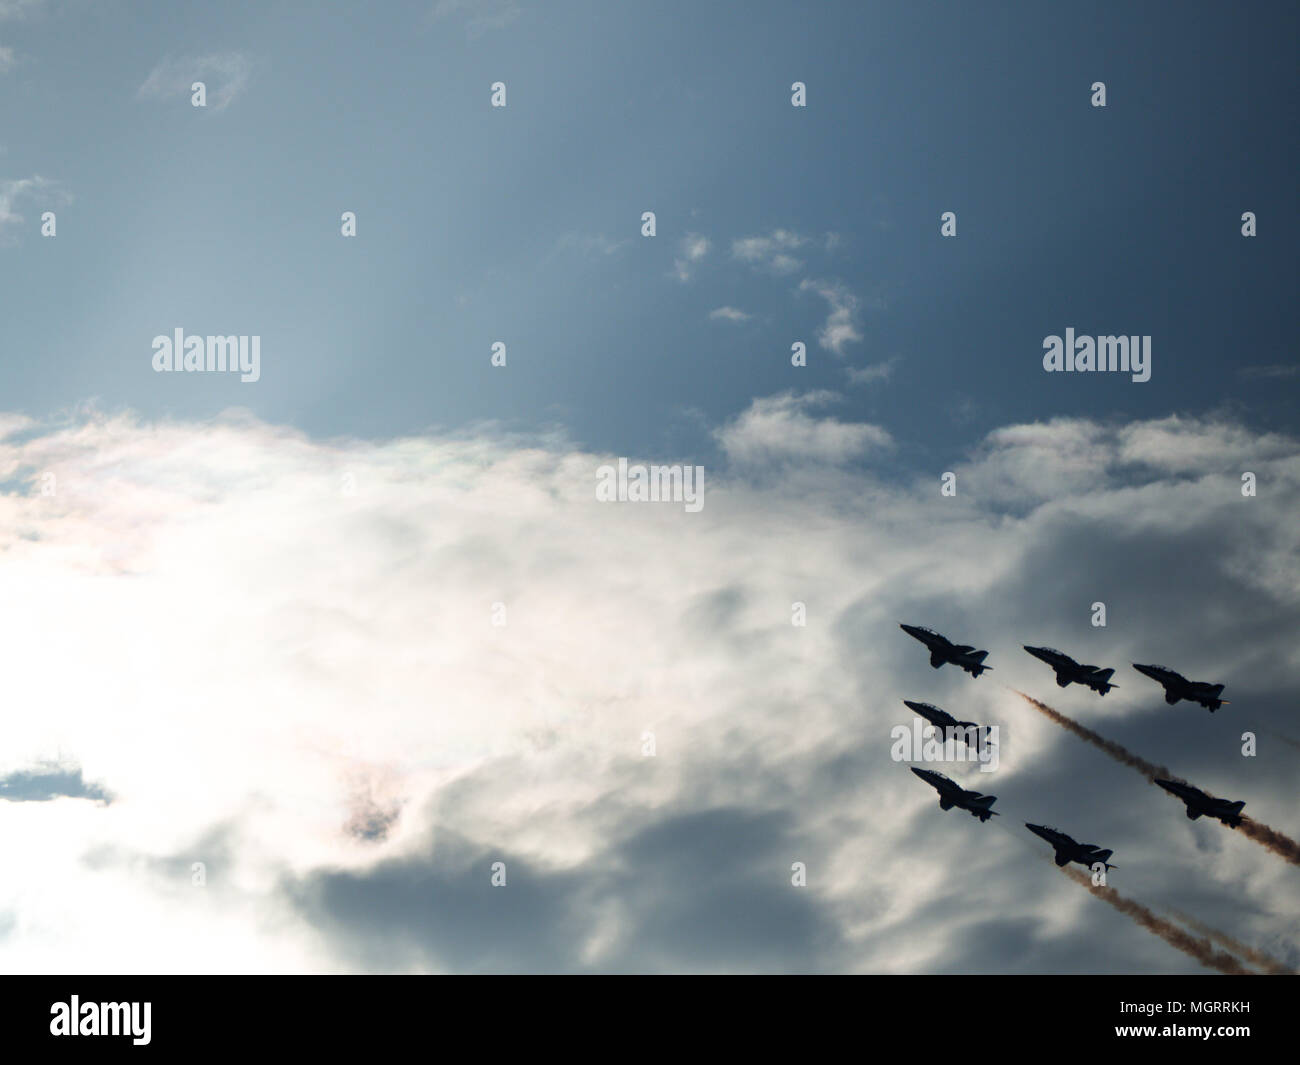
[
  {"x1": 430, "y1": 0, "x2": 522, "y2": 37},
  {"x1": 0, "y1": 174, "x2": 67, "y2": 244},
  {"x1": 552, "y1": 231, "x2": 627, "y2": 260},
  {"x1": 673, "y1": 233, "x2": 710, "y2": 281},
  {"x1": 1240, "y1": 365, "x2": 1300, "y2": 380},
  {"x1": 709, "y1": 306, "x2": 749, "y2": 323},
  {"x1": 137, "y1": 52, "x2": 254, "y2": 112},
  {"x1": 732, "y1": 228, "x2": 807, "y2": 275},
  {"x1": 0, "y1": 0, "x2": 44, "y2": 19},
  {"x1": 847, "y1": 358, "x2": 899, "y2": 387},
  {"x1": 800, "y1": 278, "x2": 862, "y2": 355}
]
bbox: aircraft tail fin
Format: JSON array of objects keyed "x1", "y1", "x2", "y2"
[
  {"x1": 1095, "y1": 668, "x2": 1115, "y2": 681},
  {"x1": 969, "y1": 650, "x2": 988, "y2": 663}
]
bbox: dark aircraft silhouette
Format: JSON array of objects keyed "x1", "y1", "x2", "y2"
[
  {"x1": 1132, "y1": 663, "x2": 1228, "y2": 711},
  {"x1": 1025, "y1": 823, "x2": 1116, "y2": 871},
  {"x1": 1023, "y1": 645, "x2": 1118, "y2": 695},
  {"x1": 903, "y1": 700, "x2": 994, "y2": 749},
  {"x1": 1155, "y1": 779, "x2": 1245, "y2": 827},
  {"x1": 910, "y1": 767, "x2": 999, "y2": 821},
  {"x1": 900, "y1": 624, "x2": 992, "y2": 677}
]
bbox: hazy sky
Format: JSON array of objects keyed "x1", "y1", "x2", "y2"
[{"x1": 1, "y1": 0, "x2": 1297, "y2": 973}]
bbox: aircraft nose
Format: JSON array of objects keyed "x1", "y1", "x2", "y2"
[{"x1": 903, "y1": 699, "x2": 923, "y2": 712}]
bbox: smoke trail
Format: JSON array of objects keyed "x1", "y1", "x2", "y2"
[
  {"x1": 1267, "y1": 731, "x2": 1300, "y2": 753},
  {"x1": 1062, "y1": 868, "x2": 1253, "y2": 974},
  {"x1": 1161, "y1": 907, "x2": 1294, "y2": 974},
  {"x1": 1238, "y1": 817, "x2": 1300, "y2": 866},
  {"x1": 1015, "y1": 690, "x2": 1300, "y2": 867},
  {"x1": 1012, "y1": 690, "x2": 1184, "y2": 782}
]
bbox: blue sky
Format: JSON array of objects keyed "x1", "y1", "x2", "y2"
[
  {"x1": 4, "y1": 0, "x2": 1294, "y2": 458},
  {"x1": 1, "y1": 1, "x2": 1298, "y2": 975}
]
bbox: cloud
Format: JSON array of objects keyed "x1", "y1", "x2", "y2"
[
  {"x1": 430, "y1": 0, "x2": 522, "y2": 37},
  {"x1": 799, "y1": 278, "x2": 862, "y2": 355},
  {"x1": 0, "y1": 175, "x2": 67, "y2": 244},
  {"x1": 0, "y1": 45, "x2": 14, "y2": 73},
  {"x1": 137, "y1": 52, "x2": 253, "y2": 112},
  {"x1": 709, "y1": 306, "x2": 750, "y2": 323},
  {"x1": 846, "y1": 358, "x2": 899, "y2": 387},
  {"x1": 732, "y1": 229, "x2": 807, "y2": 275},
  {"x1": 713, "y1": 391, "x2": 892, "y2": 467},
  {"x1": 552, "y1": 231, "x2": 627, "y2": 259},
  {"x1": 0, "y1": 0, "x2": 43, "y2": 18},
  {"x1": 1240, "y1": 365, "x2": 1300, "y2": 380},
  {"x1": 672, "y1": 233, "x2": 709, "y2": 281},
  {"x1": 1, "y1": 407, "x2": 1297, "y2": 972}
]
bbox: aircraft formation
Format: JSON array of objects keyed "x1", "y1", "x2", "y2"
[
  {"x1": 899, "y1": 624, "x2": 1229, "y2": 711},
  {"x1": 897, "y1": 623, "x2": 1240, "y2": 873}
]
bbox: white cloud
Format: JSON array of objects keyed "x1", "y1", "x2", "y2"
[
  {"x1": 799, "y1": 278, "x2": 862, "y2": 355},
  {"x1": 672, "y1": 233, "x2": 709, "y2": 281},
  {"x1": 0, "y1": 45, "x2": 14, "y2": 73},
  {"x1": 137, "y1": 52, "x2": 253, "y2": 112},
  {"x1": 0, "y1": 174, "x2": 67, "y2": 244},
  {"x1": 732, "y1": 229, "x2": 807, "y2": 274},
  {"x1": 713, "y1": 391, "x2": 892, "y2": 466},
  {"x1": 846, "y1": 358, "x2": 899, "y2": 387},
  {"x1": 1, "y1": 407, "x2": 1296, "y2": 972},
  {"x1": 709, "y1": 306, "x2": 750, "y2": 323}
]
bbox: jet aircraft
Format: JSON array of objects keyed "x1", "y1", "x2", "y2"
[
  {"x1": 1132, "y1": 663, "x2": 1228, "y2": 711},
  {"x1": 903, "y1": 700, "x2": 994, "y2": 749},
  {"x1": 910, "y1": 767, "x2": 999, "y2": 821},
  {"x1": 1025, "y1": 823, "x2": 1116, "y2": 871},
  {"x1": 1154, "y1": 779, "x2": 1245, "y2": 827},
  {"x1": 900, "y1": 624, "x2": 992, "y2": 677},
  {"x1": 1023, "y1": 645, "x2": 1118, "y2": 695}
]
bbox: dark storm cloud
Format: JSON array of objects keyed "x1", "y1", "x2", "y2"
[{"x1": 286, "y1": 805, "x2": 848, "y2": 974}]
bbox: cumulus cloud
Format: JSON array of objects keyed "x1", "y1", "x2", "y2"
[
  {"x1": 714, "y1": 391, "x2": 892, "y2": 467},
  {"x1": 137, "y1": 52, "x2": 253, "y2": 112},
  {"x1": 1, "y1": 407, "x2": 1297, "y2": 973}
]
